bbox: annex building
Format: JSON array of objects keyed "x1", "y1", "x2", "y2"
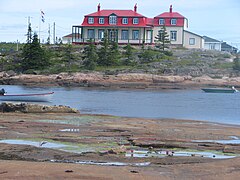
[{"x1": 72, "y1": 4, "x2": 204, "y2": 49}]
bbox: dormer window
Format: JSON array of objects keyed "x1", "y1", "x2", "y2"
[
  {"x1": 133, "y1": 18, "x2": 139, "y2": 24},
  {"x1": 109, "y1": 15, "x2": 117, "y2": 25},
  {"x1": 99, "y1": 17, "x2": 104, "y2": 24},
  {"x1": 171, "y1": 18, "x2": 177, "y2": 25},
  {"x1": 122, "y1": 18, "x2": 128, "y2": 24},
  {"x1": 88, "y1": 17, "x2": 94, "y2": 24},
  {"x1": 159, "y1": 19, "x2": 165, "y2": 25}
]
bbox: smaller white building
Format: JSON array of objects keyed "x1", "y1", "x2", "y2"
[
  {"x1": 203, "y1": 36, "x2": 222, "y2": 51},
  {"x1": 183, "y1": 30, "x2": 204, "y2": 49},
  {"x1": 62, "y1": 33, "x2": 81, "y2": 44}
]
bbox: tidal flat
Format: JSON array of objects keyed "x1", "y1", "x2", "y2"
[{"x1": 0, "y1": 112, "x2": 240, "y2": 179}]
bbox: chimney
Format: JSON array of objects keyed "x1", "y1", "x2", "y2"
[
  {"x1": 134, "y1": 3, "x2": 137, "y2": 12},
  {"x1": 98, "y1": 3, "x2": 101, "y2": 12},
  {"x1": 170, "y1": 5, "x2": 172, "y2": 13}
]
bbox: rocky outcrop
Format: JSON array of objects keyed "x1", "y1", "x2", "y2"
[
  {"x1": 0, "y1": 103, "x2": 79, "y2": 113},
  {"x1": 0, "y1": 72, "x2": 240, "y2": 89}
]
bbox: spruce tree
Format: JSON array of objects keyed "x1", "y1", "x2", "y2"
[
  {"x1": 97, "y1": 32, "x2": 111, "y2": 66},
  {"x1": 155, "y1": 25, "x2": 170, "y2": 51},
  {"x1": 82, "y1": 40, "x2": 98, "y2": 70},
  {"x1": 123, "y1": 43, "x2": 134, "y2": 65},
  {"x1": 21, "y1": 33, "x2": 50, "y2": 72}
]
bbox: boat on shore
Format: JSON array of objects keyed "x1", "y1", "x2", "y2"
[
  {"x1": 202, "y1": 87, "x2": 238, "y2": 93},
  {"x1": 0, "y1": 92, "x2": 54, "y2": 102}
]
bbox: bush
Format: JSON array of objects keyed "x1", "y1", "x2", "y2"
[
  {"x1": 233, "y1": 57, "x2": 240, "y2": 70},
  {"x1": 162, "y1": 50, "x2": 173, "y2": 56}
]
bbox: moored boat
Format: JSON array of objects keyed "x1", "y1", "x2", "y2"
[
  {"x1": 202, "y1": 88, "x2": 238, "y2": 93},
  {"x1": 0, "y1": 92, "x2": 54, "y2": 102}
]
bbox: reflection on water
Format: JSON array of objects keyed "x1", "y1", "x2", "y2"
[{"x1": 1, "y1": 85, "x2": 240, "y2": 125}]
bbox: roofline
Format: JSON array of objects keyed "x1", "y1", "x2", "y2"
[
  {"x1": 203, "y1": 36, "x2": 221, "y2": 43},
  {"x1": 85, "y1": 15, "x2": 145, "y2": 18},
  {"x1": 76, "y1": 25, "x2": 152, "y2": 28},
  {"x1": 184, "y1": 30, "x2": 203, "y2": 38}
]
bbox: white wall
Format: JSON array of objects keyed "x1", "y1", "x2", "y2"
[
  {"x1": 204, "y1": 42, "x2": 221, "y2": 51},
  {"x1": 183, "y1": 31, "x2": 204, "y2": 49}
]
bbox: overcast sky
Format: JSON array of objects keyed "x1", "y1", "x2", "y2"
[{"x1": 0, "y1": 0, "x2": 239, "y2": 47}]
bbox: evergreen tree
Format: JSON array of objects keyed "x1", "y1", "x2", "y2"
[
  {"x1": 82, "y1": 40, "x2": 98, "y2": 70},
  {"x1": 123, "y1": 43, "x2": 134, "y2": 65},
  {"x1": 97, "y1": 32, "x2": 111, "y2": 66},
  {"x1": 27, "y1": 23, "x2": 32, "y2": 43},
  {"x1": 21, "y1": 33, "x2": 50, "y2": 72},
  {"x1": 155, "y1": 25, "x2": 170, "y2": 51},
  {"x1": 109, "y1": 41, "x2": 120, "y2": 65},
  {"x1": 64, "y1": 44, "x2": 75, "y2": 68},
  {"x1": 97, "y1": 32, "x2": 121, "y2": 66}
]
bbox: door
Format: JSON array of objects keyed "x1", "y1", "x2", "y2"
[{"x1": 146, "y1": 30, "x2": 152, "y2": 43}]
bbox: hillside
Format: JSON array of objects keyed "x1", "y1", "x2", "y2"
[{"x1": 0, "y1": 43, "x2": 239, "y2": 78}]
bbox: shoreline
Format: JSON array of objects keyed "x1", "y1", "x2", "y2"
[{"x1": 1, "y1": 72, "x2": 240, "y2": 89}]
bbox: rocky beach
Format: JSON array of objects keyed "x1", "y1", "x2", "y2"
[{"x1": 0, "y1": 103, "x2": 240, "y2": 179}]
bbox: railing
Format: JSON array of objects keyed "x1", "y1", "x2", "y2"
[{"x1": 72, "y1": 38, "x2": 153, "y2": 44}]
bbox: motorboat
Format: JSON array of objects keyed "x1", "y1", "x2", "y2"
[
  {"x1": 202, "y1": 87, "x2": 238, "y2": 93},
  {"x1": 0, "y1": 92, "x2": 54, "y2": 102}
]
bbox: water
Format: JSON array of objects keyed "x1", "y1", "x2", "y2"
[
  {"x1": 125, "y1": 150, "x2": 236, "y2": 159},
  {"x1": 1, "y1": 85, "x2": 240, "y2": 125}
]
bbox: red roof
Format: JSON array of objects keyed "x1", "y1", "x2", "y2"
[
  {"x1": 155, "y1": 12, "x2": 185, "y2": 18},
  {"x1": 146, "y1": 18, "x2": 154, "y2": 26},
  {"x1": 86, "y1": 10, "x2": 145, "y2": 17}
]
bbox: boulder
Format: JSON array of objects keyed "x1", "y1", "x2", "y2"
[{"x1": 0, "y1": 103, "x2": 79, "y2": 113}]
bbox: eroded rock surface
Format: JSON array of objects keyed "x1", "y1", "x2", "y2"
[{"x1": 0, "y1": 103, "x2": 79, "y2": 113}]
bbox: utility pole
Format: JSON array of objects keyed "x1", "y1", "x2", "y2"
[{"x1": 53, "y1": 22, "x2": 56, "y2": 44}]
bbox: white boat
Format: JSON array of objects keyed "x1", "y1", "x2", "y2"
[{"x1": 0, "y1": 92, "x2": 54, "y2": 102}]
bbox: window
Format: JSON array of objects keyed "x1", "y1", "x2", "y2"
[
  {"x1": 99, "y1": 17, "x2": 104, "y2": 24},
  {"x1": 121, "y1": 30, "x2": 129, "y2": 40},
  {"x1": 122, "y1": 18, "x2": 128, "y2": 24},
  {"x1": 132, "y1": 30, "x2": 139, "y2": 40},
  {"x1": 88, "y1": 17, "x2": 94, "y2": 24},
  {"x1": 159, "y1": 19, "x2": 165, "y2": 25},
  {"x1": 133, "y1": 18, "x2": 139, "y2": 24},
  {"x1": 87, "y1": 29, "x2": 95, "y2": 39},
  {"x1": 171, "y1": 18, "x2": 177, "y2": 25},
  {"x1": 170, "y1": 31, "x2": 177, "y2": 41},
  {"x1": 210, "y1": 44, "x2": 216, "y2": 50},
  {"x1": 98, "y1": 29, "x2": 105, "y2": 40},
  {"x1": 189, "y1": 38, "x2": 195, "y2": 45},
  {"x1": 158, "y1": 30, "x2": 164, "y2": 41},
  {"x1": 109, "y1": 15, "x2": 117, "y2": 25}
]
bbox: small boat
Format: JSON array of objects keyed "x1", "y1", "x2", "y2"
[
  {"x1": 202, "y1": 87, "x2": 238, "y2": 93},
  {"x1": 0, "y1": 92, "x2": 54, "y2": 102}
]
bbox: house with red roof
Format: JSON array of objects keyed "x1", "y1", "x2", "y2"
[{"x1": 72, "y1": 4, "x2": 204, "y2": 49}]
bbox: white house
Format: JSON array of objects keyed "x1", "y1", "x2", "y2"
[{"x1": 203, "y1": 36, "x2": 222, "y2": 51}]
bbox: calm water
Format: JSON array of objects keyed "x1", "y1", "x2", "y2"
[{"x1": 1, "y1": 85, "x2": 240, "y2": 125}]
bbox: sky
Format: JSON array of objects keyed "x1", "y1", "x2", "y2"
[{"x1": 0, "y1": 0, "x2": 239, "y2": 48}]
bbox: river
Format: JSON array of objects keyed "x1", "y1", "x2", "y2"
[{"x1": 1, "y1": 85, "x2": 240, "y2": 125}]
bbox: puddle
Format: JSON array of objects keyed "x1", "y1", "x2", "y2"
[
  {"x1": 125, "y1": 150, "x2": 236, "y2": 159},
  {"x1": 0, "y1": 139, "x2": 70, "y2": 148},
  {"x1": 229, "y1": 136, "x2": 239, "y2": 140},
  {"x1": 193, "y1": 139, "x2": 240, "y2": 144},
  {"x1": 59, "y1": 129, "x2": 80, "y2": 132},
  {"x1": 0, "y1": 139, "x2": 118, "y2": 154},
  {"x1": 50, "y1": 159, "x2": 151, "y2": 167}
]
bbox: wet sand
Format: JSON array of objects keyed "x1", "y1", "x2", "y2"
[{"x1": 0, "y1": 113, "x2": 240, "y2": 179}]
